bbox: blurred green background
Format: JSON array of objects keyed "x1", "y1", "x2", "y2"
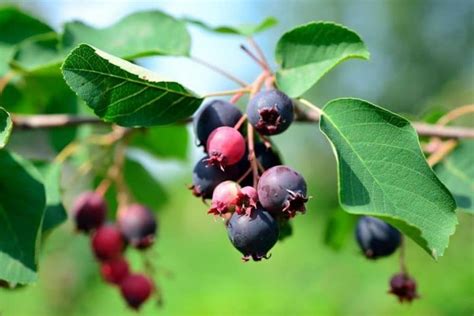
[{"x1": 1, "y1": 0, "x2": 473, "y2": 315}]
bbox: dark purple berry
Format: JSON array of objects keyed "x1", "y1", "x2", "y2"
[
  {"x1": 120, "y1": 274, "x2": 154, "y2": 310},
  {"x1": 247, "y1": 90, "x2": 294, "y2": 135},
  {"x1": 257, "y1": 165, "x2": 308, "y2": 217},
  {"x1": 206, "y1": 127, "x2": 246, "y2": 169},
  {"x1": 208, "y1": 181, "x2": 241, "y2": 216},
  {"x1": 389, "y1": 273, "x2": 419, "y2": 303},
  {"x1": 255, "y1": 142, "x2": 282, "y2": 170},
  {"x1": 193, "y1": 100, "x2": 243, "y2": 147},
  {"x1": 355, "y1": 216, "x2": 401, "y2": 259},
  {"x1": 91, "y1": 224, "x2": 125, "y2": 261},
  {"x1": 72, "y1": 191, "x2": 107, "y2": 233},
  {"x1": 100, "y1": 257, "x2": 130, "y2": 285},
  {"x1": 227, "y1": 207, "x2": 279, "y2": 261},
  {"x1": 190, "y1": 157, "x2": 231, "y2": 199},
  {"x1": 234, "y1": 186, "x2": 258, "y2": 216},
  {"x1": 118, "y1": 204, "x2": 157, "y2": 249}
]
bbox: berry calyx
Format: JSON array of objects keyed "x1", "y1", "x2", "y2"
[
  {"x1": 91, "y1": 224, "x2": 125, "y2": 261},
  {"x1": 120, "y1": 274, "x2": 154, "y2": 310},
  {"x1": 72, "y1": 191, "x2": 107, "y2": 233},
  {"x1": 247, "y1": 90, "x2": 294, "y2": 135},
  {"x1": 355, "y1": 216, "x2": 401, "y2": 259},
  {"x1": 227, "y1": 207, "x2": 279, "y2": 261},
  {"x1": 257, "y1": 165, "x2": 308, "y2": 217},
  {"x1": 206, "y1": 126, "x2": 246, "y2": 170},
  {"x1": 235, "y1": 186, "x2": 258, "y2": 216},
  {"x1": 117, "y1": 204, "x2": 157, "y2": 249},
  {"x1": 389, "y1": 273, "x2": 419, "y2": 303},
  {"x1": 100, "y1": 257, "x2": 130, "y2": 285},
  {"x1": 193, "y1": 100, "x2": 243, "y2": 147},
  {"x1": 208, "y1": 181, "x2": 241, "y2": 216}
]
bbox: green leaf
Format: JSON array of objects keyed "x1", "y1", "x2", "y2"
[
  {"x1": 0, "y1": 150, "x2": 46, "y2": 284},
  {"x1": 185, "y1": 16, "x2": 278, "y2": 36},
  {"x1": 435, "y1": 141, "x2": 474, "y2": 214},
  {"x1": 0, "y1": 107, "x2": 12, "y2": 148},
  {"x1": 0, "y1": 6, "x2": 53, "y2": 75},
  {"x1": 36, "y1": 163, "x2": 67, "y2": 232},
  {"x1": 130, "y1": 125, "x2": 188, "y2": 160},
  {"x1": 275, "y1": 22, "x2": 369, "y2": 97},
  {"x1": 62, "y1": 44, "x2": 203, "y2": 127},
  {"x1": 319, "y1": 98, "x2": 457, "y2": 259},
  {"x1": 10, "y1": 10, "x2": 191, "y2": 74},
  {"x1": 124, "y1": 158, "x2": 168, "y2": 210}
]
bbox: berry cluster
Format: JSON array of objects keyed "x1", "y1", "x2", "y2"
[
  {"x1": 190, "y1": 89, "x2": 309, "y2": 261},
  {"x1": 72, "y1": 192, "x2": 158, "y2": 310},
  {"x1": 355, "y1": 216, "x2": 419, "y2": 303}
]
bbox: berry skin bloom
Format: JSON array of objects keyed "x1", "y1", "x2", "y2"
[
  {"x1": 389, "y1": 273, "x2": 419, "y2": 303},
  {"x1": 234, "y1": 186, "x2": 258, "y2": 216},
  {"x1": 100, "y1": 257, "x2": 130, "y2": 285},
  {"x1": 355, "y1": 216, "x2": 401, "y2": 259},
  {"x1": 117, "y1": 204, "x2": 157, "y2": 249},
  {"x1": 91, "y1": 224, "x2": 125, "y2": 261},
  {"x1": 72, "y1": 191, "x2": 107, "y2": 233},
  {"x1": 257, "y1": 165, "x2": 308, "y2": 217},
  {"x1": 120, "y1": 274, "x2": 154, "y2": 310},
  {"x1": 193, "y1": 99, "x2": 243, "y2": 147},
  {"x1": 208, "y1": 181, "x2": 241, "y2": 216},
  {"x1": 206, "y1": 126, "x2": 246, "y2": 170},
  {"x1": 227, "y1": 207, "x2": 279, "y2": 261},
  {"x1": 247, "y1": 90, "x2": 294, "y2": 135}
]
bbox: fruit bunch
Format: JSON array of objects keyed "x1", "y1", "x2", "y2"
[
  {"x1": 72, "y1": 192, "x2": 158, "y2": 310},
  {"x1": 190, "y1": 89, "x2": 309, "y2": 261}
]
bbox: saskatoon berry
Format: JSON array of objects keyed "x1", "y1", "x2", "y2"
[
  {"x1": 234, "y1": 186, "x2": 258, "y2": 216},
  {"x1": 72, "y1": 191, "x2": 107, "y2": 233},
  {"x1": 227, "y1": 206, "x2": 279, "y2": 261},
  {"x1": 257, "y1": 165, "x2": 308, "y2": 217},
  {"x1": 120, "y1": 274, "x2": 154, "y2": 310},
  {"x1": 91, "y1": 224, "x2": 125, "y2": 261},
  {"x1": 190, "y1": 157, "x2": 230, "y2": 199},
  {"x1": 355, "y1": 216, "x2": 401, "y2": 259},
  {"x1": 118, "y1": 204, "x2": 157, "y2": 249},
  {"x1": 193, "y1": 100, "x2": 243, "y2": 147},
  {"x1": 389, "y1": 273, "x2": 419, "y2": 303},
  {"x1": 100, "y1": 257, "x2": 130, "y2": 285},
  {"x1": 255, "y1": 142, "x2": 282, "y2": 170},
  {"x1": 208, "y1": 181, "x2": 241, "y2": 216},
  {"x1": 206, "y1": 126, "x2": 246, "y2": 169},
  {"x1": 247, "y1": 90, "x2": 294, "y2": 135}
]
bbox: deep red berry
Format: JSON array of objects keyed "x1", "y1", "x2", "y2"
[
  {"x1": 72, "y1": 191, "x2": 107, "y2": 233},
  {"x1": 120, "y1": 274, "x2": 154, "y2": 310},
  {"x1": 389, "y1": 273, "x2": 419, "y2": 303},
  {"x1": 355, "y1": 216, "x2": 401, "y2": 259},
  {"x1": 91, "y1": 224, "x2": 125, "y2": 261},
  {"x1": 257, "y1": 165, "x2": 308, "y2": 217},
  {"x1": 100, "y1": 257, "x2": 130, "y2": 285},
  {"x1": 235, "y1": 186, "x2": 258, "y2": 216},
  {"x1": 208, "y1": 181, "x2": 241, "y2": 216},
  {"x1": 206, "y1": 127, "x2": 246, "y2": 169},
  {"x1": 247, "y1": 90, "x2": 294, "y2": 135},
  {"x1": 117, "y1": 204, "x2": 157, "y2": 249},
  {"x1": 227, "y1": 207, "x2": 279, "y2": 261}
]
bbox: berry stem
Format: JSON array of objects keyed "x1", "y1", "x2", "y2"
[
  {"x1": 203, "y1": 88, "x2": 251, "y2": 98},
  {"x1": 190, "y1": 55, "x2": 248, "y2": 87},
  {"x1": 247, "y1": 123, "x2": 259, "y2": 189},
  {"x1": 237, "y1": 167, "x2": 252, "y2": 184},
  {"x1": 240, "y1": 44, "x2": 270, "y2": 72},
  {"x1": 234, "y1": 114, "x2": 248, "y2": 130},
  {"x1": 230, "y1": 91, "x2": 245, "y2": 104},
  {"x1": 247, "y1": 37, "x2": 272, "y2": 74},
  {"x1": 426, "y1": 139, "x2": 458, "y2": 166},
  {"x1": 437, "y1": 104, "x2": 474, "y2": 125},
  {"x1": 0, "y1": 71, "x2": 15, "y2": 95}
]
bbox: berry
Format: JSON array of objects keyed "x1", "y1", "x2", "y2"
[
  {"x1": 355, "y1": 216, "x2": 401, "y2": 259},
  {"x1": 91, "y1": 224, "x2": 125, "y2": 261},
  {"x1": 193, "y1": 100, "x2": 243, "y2": 147},
  {"x1": 72, "y1": 191, "x2": 107, "y2": 232},
  {"x1": 190, "y1": 157, "x2": 230, "y2": 199},
  {"x1": 206, "y1": 127, "x2": 246, "y2": 169},
  {"x1": 389, "y1": 273, "x2": 419, "y2": 303},
  {"x1": 255, "y1": 142, "x2": 282, "y2": 170},
  {"x1": 118, "y1": 204, "x2": 157, "y2": 249},
  {"x1": 227, "y1": 207, "x2": 279, "y2": 261},
  {"x1": 257, "y1": 165, "x2": 308, "y2": 217},
  {"x1": 120, "y1": 274, "x2": 154, "y2": 310},
  {"x1": 247, "y1": 90, "x2": 294, "y2": 135},
  {"x1": 208, "y1": 181, "x2": 241, "y2": 216},
  {"x1": 235, "y1": 186, "x2": 258, "y2": 216},
  {"x1": 100, "y1": 257, "x2": 130, "y2": 285}
]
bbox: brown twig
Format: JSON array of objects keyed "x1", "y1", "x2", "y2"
[
  {"x1": 426, "y1": 139, "x2": 458, "y2": 167},
  {"x1": 12, "y1": 114, "x2": 104, "y2": 130}
]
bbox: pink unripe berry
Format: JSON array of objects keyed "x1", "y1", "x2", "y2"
[
  {"x1": 208, "y1": 181, "x2": 241, "y2": 216},
  {"x1": 206, "y1": 127, "x2": 246, "y2": 170}
]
